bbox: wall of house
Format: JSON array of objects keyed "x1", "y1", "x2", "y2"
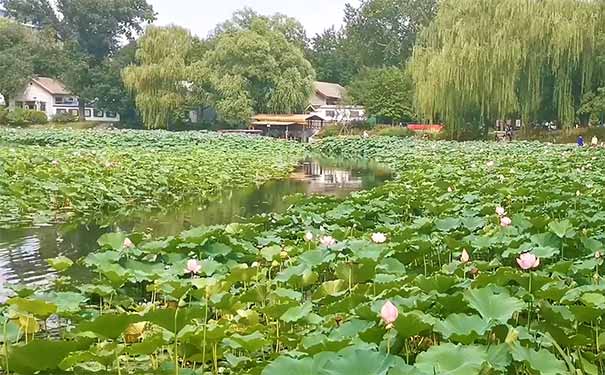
[{"x1": 9, "y1": 81, "x2": 120, "y2": 122}]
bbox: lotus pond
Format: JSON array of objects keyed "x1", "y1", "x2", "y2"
[{"x1": 1, "y1": 132, "x2": 605, "y2": 375}]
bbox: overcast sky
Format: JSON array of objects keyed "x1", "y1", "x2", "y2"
[{"x1": 146, "y1": 0, "x2": 360, "y2": 39}]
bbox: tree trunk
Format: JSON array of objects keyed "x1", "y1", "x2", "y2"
[{"x1": 78, "y1": 100, "x2": 86, "y2": 122}]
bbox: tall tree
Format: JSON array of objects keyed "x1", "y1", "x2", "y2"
[
  {"x1": 342, "y1": 0, "x2": 438, "y2": 68},
  {"x1": 211, "y1": 7, "x2": 308, "y2": 51},
  {"x1": 309, "y1": 27, "x2": 357, "y2": 85},
  {"x1": 203, "y1": 18, "x2": 315, "y2": 124},
  {"x1": 409, "y1": 0, "x2": 605, "y2": 138},
  {"x1": 2, "y1": 0, "x2": 155, "y2": 120},
  {"x1": 0, "y1": 19, "x2": 66, "y2": 105},
  {"x1": 122, "y1": 26, "x2": 196, "y2": 129},
  {"x1": 348, "y1": 67, "x2": 415, "y2": 124}
]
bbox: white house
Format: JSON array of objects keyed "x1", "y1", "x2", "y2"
[
  {"x1": 307, "y1": 81, "x2": 367, "y2": 123},
  {"x1": 9, "y1": 77, "x2": 120, "y2": 122}
]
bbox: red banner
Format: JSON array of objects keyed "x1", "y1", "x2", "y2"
[{"x1": 407, "y1": 124, "x2": 444, "y2": 133}]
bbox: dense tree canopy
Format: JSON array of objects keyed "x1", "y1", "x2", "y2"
[
  {"x1": 348, "y1": 67, "x2": 415, "y2": 124},
  {"x1": 2, "y1": 0, "x2": 155, "y2": 119},
  {"x1": 409, "y1": 0, "x2": 605, "y2": 138},
  {"x1": 309, "y1": 27, "x2": 357, "y2": 85},
  {"x1": 203, "y1": 18, "x2": 315, "y2": 123},
  {"x1": 0, "y1": 19, "x2": 66, "y2": 104}
]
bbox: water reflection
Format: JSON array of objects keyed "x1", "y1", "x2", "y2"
[{"x1": 0, "y1": 158, "x2": 391, "y2": 283}]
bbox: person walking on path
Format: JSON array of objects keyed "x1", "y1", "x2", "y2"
[
  {"x1": 592, "y1": 136, "x2": 599, "y2": 147},
  {"x1": 578, "y1": 135, "x2": 585, "y2": 147}
]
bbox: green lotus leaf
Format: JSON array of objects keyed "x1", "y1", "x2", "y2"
[
  {"x1": 260, "y1": 245, "x2": 282, "y2": 261},
  {"x1": 322, "y1": 349, "x2": 405, "y2": 375},
  {"x1": 509, "y1": 342, "x2": 568, "y2": 375},
  {"x1": 435, "y1": 217, "x2": 461, "y2": 232},
  {"x1": 434, "y1": 314, "x2": 492, "y2": 344},
  {"x1": 41, "y1": 292, "x2": 87, "y2": 314},
  {"x1": 465, "y1": 286, "x2": 524, "y2": 324},
  {"x1": 223, "y1": 331, "x2": 270, "y2": 353},
  {"x1": 8, "y1": 297, "x2": 57, "y2": 318},
  {"x1": 313, "y1": 280, "x2": 348, "y2": 300},
  {"x1": 548, "y1": 220, "x2": 575, "y2": 239},
  {"x1": 46, "y1": 256, "x2": 73, "y2": 272},
  {"x1": 281, "y1": 301, "x2": 313, "y2": 323},
  {"x1": 335, "y1": 262, "x2": 376, "y2": 284},
  {"x1": 580, "y1": 293, "x2": 605, "y2": 309},
  {"x1": 393, "y1": 311, "x2": 435, "y2": 339},
  {"x1": 8, "y1": 339, "x2": 91, "y2": 375},
  {"x1": 97, "y1": 232, "x2": 127, "y2": 250},
  {"x1": 414, "y1": 343, "x2": 488, "y2": 375}
]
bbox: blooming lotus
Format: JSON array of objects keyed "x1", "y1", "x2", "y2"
[
  {"x1": 372, "y1": 232, "x2": 387, "y2": 244},
  {"x1": 500, "y1": 216, "x2": 512, "y2": 227},
  {"x1": 516, "y1": 252, "x2": 540, "y2": 270},
  {"x1": 486, "y1": 161, "x2": 495, "y2": 167},
  {"x1": 460, "y1": 249, "x2": 470, "y2": 263},
  {"x1": 447, "y1": 187, "x2": 453, "y2": 193},
  {"x1": 380, "y1": 301, "x2": 398, "y2": 329},
  {"x1": 123, "y1": 238, "x2": 135, "y2": 249},
  {"x1": 496, "y1": 206, "x2": 506, "y2": 216},
  {"x1": 184, "y1": 259, "x2": 201, "y2": 275},
  {"x1": 320, "y1": 236, "x2": 336, "y2": 248},
  {"x1": 304, "y1": 232, "x2": 314, "y2": 242}
]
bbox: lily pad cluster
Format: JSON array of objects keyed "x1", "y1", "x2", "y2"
[
  {"x1": 0, "y1": 129, "x2": 305, "y2": 228},
  {"x1": 1, "y1": 135, "x2": 605, "y2": 374}
]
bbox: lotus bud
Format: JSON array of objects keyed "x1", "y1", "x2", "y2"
[
  {"x1": 460, "y1": 249, "x2": 470, "y2": 263},
  {"x1": 500, "y1": 216, "x2": 512, "y2": 227},
  {"x1": 380, "y1": 301, "x2": 399, "y2": 329},
  {"x1": 304, "y1": 232, "x2": 314, "y2": 242}
]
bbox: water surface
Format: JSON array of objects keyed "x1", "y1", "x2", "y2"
[{"x1": 0, "y1": 158, "x2": 391, "y2": 284}]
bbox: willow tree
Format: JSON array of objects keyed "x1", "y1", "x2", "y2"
[
  {"x1": 409, "y1": 0, "x2": 605, "y2": 138},
  {"x1": 122, "y1": 26, "x2": 195, "y2": 129}
]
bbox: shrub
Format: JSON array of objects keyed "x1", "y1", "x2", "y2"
[
  {"x1": 25, "y1": 110, "x2": 48, "y2": 125},
  {"x1": 0, "y1": 107, "x2": 8, "y2": 126},
  {"x1": 52, "y1": 112, "x2": 78, "y2": 123},
  {"x1": 373, "y1": 125, "x2": 413, "y2": 138},
  {"x1": 6, "y1": 108, "x2": 31, "y2": 127}
]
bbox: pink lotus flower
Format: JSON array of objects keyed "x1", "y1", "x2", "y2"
[
  {"x1": 496, "y1": 206, "x2": 506, "y2": 217},
  {"x1": 500, "y1": 216, "x2": 512, "y2": 227},
  {"x1": 123, "y1": 238, "x2": 135, "y2": 249},
  {"x1": 460, "y1": 249, "x2": 470, "y2": 263},
  {"x1": 516, "y1": 252, "x2": 540, "y2": 270},
  {"x1": 304, "y1": 232, "x2": 314, "y2": 242},
  {"x1": 320, "y1": 236, "x2": 336, "y2": 248},
  {"x1": 380, "y1": 301, "x2": 399, "y2": 329},
  {"x1": 184, "y1": 259, "x2": 202, "y2": 275},
  {"x1": 371, "y1": 233, "x2": 387, "y2": 244}
]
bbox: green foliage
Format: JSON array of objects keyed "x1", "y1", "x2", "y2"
[
  {"x1": 343, "y1": 0, "x2": 438, "y2": 68},
  {"x1": 309, "y1": 27, "x2": 357, "y2": 85},
  {"x1": 0, "y1": 128, "x2": 304, "y2": 226},
  {"x1": 1, "y1": 134, "x2": 604, "y2": 373},
  {"x1": 4, "y1": 109, "x2": 47, "y2": 127},
  {"x1": 373, "y1": 125, "x2": 414, "y2": 138},
  {"x1": 51, "y1": 112, "x2": 78, "y2": 124},
  {"x1": 203, "y1": 18, "x2": 315, "y2": 122},
  {"x1": 123, "y1": 26, "x2": 196, "y2": 129},
  {"x1": 410, "y1": 0, "x2": 605, "y2": 138},
  {"x1": 348, "y1": 67, "x2": 416, "y2": 124}
]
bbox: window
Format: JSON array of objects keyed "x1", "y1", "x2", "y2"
[
  {"x1": 40, "y1": 102, "x2": 46, "y2": 112},
  {"x1": 55, "y1": 96, "x2": 64, "y2": 104},
  {"x1": 94, "y1": 109, "x2": 104, "y2": 118},
  {"x1": 325, "y1": 110, "x2": 336, "y2": 118},
  {"x1": 15, "y1": 101, "x2": 23, "y2": 108},
  {"x1": 350, "y1": 111, "x2": 360, "y2": 117},
  {"x1": 326, "y1": 98, "x2": 339, "y2": 105},
  {"x1": 105, "y1": 111, "x2": 117, "y2": 118},
  {"x1": 56, "y1": 109, "x2": 66, "y2": 114},
  {"x1": 85, "y1": 109, "x2": 91, "y2": 117},
  {"x1": 69, "y1": 109, "x2": 79, "y2": 116}
]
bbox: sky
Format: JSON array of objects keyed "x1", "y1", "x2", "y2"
[{"x1": 146, "y1": 0, "x2": 360, "y2": 39}]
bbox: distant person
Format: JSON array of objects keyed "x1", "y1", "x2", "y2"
[
  {"x1": 592, "y1": 136, "x2": 599, "y2": 147},
  {"x1": 577, "y1": 135, "x2": 585, "y2": 147},
  {"x1": 505, "y1": 125, "x2": 513, "y2": 142},
  {"x1": 363, "y1": 131, "x2": 369, "y2": 139}
]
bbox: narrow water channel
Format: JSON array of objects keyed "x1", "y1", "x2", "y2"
[{"x1": 0, "y1": 158, "x2": 392, "y2": 285}]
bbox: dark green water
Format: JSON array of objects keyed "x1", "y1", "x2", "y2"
[{"x1": 0, "y1": 158, "x2": 391, "y2": 284}]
